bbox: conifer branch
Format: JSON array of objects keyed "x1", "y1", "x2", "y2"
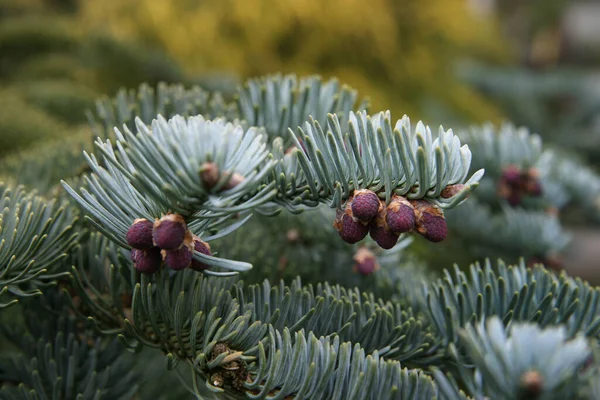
[
  {"x1": 108, "y1": 115, "x2": 277, "y2": 216},
  {"x1": 237, "y1": 327, "x2": 441, "y2": 400},
  {"x1": 61, "y1": 119, "x2": 258, "y2": 274},
  {"x1": 284, "y1": 111, "x2": 484, "y2": 210},
  {"x1": 66, "y1": 92, "x2": 482, "y2": 272},
  {"x1": 538, "y1": 150, "x2": 600, "y2": 216},
  {"x1": 458, "y1": 121, "x2": 600, "y2": 216},
  {"x1": 460, "y1": 122, "x2": 543, "y2": 173},
  {"x1": 0, "y1": 312, "x2": 138, "y2": 400},
  {"x1": 62, "y1": 230, "x2": 600, "y2": 397},
  {"x1": 453, "y1": 317, "x2": 591, "y2": 400},
  {"x1": 0, "y1": 183, "x2": 79, "y2": 307},
  {"x1": 456, "y1": 122, "x2": 545, "y2": 211},
  {"x1": 424, "y1": 260, "x2": 600, "y2": 347},
  {"x1": 86, "y1": 76, "x2": 481, "y2": 211},
  {"x1": 445, "y1": 199, "x2": 570, "y2": 260},
  {"x1": 74, "y1": 261, "x2": 440, "y2": 368},
  {"x1": 88, "y1": 74, "x2": 367, "y2": 147},
  {"x1": 63, "y1": 234, "x2": 448, "y2": 396}
]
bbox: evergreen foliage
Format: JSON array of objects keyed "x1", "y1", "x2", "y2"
[
  {"x1": 2, "y1": 67, "x2": 600, "y2": 400},
  {"x1": 0, "y1": 183, "x2": 78, "y2": 307},
  {"x1": 442, "y1": 121, "x2": 600, "y2": 265}
]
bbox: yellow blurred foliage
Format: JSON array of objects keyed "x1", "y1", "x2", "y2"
[{"x1": 80, "y1": 0, "x2": 510, "y2": 122}]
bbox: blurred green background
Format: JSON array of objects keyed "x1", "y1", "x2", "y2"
[
  {"x1": 4, "y1": 0, "x2": 600, "y2": 157},
  {"x1": 2, "y1": 0, "x2": 600, "y2": 279}
]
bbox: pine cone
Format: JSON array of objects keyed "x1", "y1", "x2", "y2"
[
  {"x1": 369, "y1": 208, "x2": 399, "y2": 249},
  {"x1": 334, "y1": 208, "x2": 369, "y2": 244},
  {"x1": 350, "y1": 189, "x2": 380, "y2": 222},
  {"x1": 131, "y1": 247, "x2": 162, "y2": 274},
  {"x1": 385, "y1": 195, "x2": 415, "y2": 234},
  {"x1": 126, "y1": 218, "x2": 154, "y2": 250},
  {"x1": 411, "y1": 200, "x2": 447, "y2": 242},
  {"x1": 190, "y1": 237, "x2": 212, "y2": 271},
  {"x1": 501, "y1": 165, "x2": 522, "y2": 187},
  {"x1": 163, "y1": 246, "x2": 193, "y2": 271},
  {"x1": 353, "y1": 247, "x2": 380, "y2": 275},
  {"x1": 153, "y1": 214, "x2": 187, "y2": 250}
]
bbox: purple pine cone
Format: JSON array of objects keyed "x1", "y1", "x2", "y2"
[
  {"x1": 153, "y1": 214, "x2": 187, "y2": 250},
  {"x1": 126, "y1": 218, "x2": 155, "y2": 250},
  {"x1": 164, "y1": 246, "x2": 193, "y2": 271},
  {"x1": 385, "y1": 195, "x2": 415, "y2": 234},
  {"x1": 411, "y1": 200, "x2": 447, "y2": 243},
  {"x1": 131, "y1": 247, "x2": 162, "y2": 275},
  {"x1": 501, "y1": 165, "x2": 522, "y2": 187},
  {"x1": 369, "y1": 223, "x2": 400, "y2": 249},
  {"x1": 190, "y1": 237, "x2": 212, "y2": 271},
  {"x1": 334, "y1": 209, "x2": 369, "y2": 244},
  {"x1": 350, "y1": 189, "x2": 381, "y2": 222},
  {"x1": 369, "y1": 208, "x2": 400, "y2": 249},
  {"x1": 353, "y1": 247, "x2": 380, "y2": 276}
]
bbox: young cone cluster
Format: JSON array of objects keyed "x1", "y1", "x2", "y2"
[
  {"x1": 334, "y1": 189, "x2": 449, "y2": 249},
  {"x1": 125, "y1": 214, "x2": 212, "y2": 274},
  {"x1": 498, "y1": 165, "x2": 543, "y2": 206}
]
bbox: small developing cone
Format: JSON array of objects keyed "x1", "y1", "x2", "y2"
[
  {"x1": 153, "y1": 214, "x2": 187, "y2": 250},
  {"x1": 126, "y1": 218, "x2": 155, "y2": 250},
  {"x1": 200, "y1": 162, "x2": 245, "y2": 191},
  {"x1": 501, "y1": 165, "x2": 522, "y2": 187},
  {"x1": 441, "y1": 184, "x2": 467, "y2": 199},
  {"x1": 385, "y1": 195, "x2": 415, "y2": 234},
  {"x1": 334, "y1": 208, "x2": 369, "y2": 244},
  {"x1": 352, "y1": 247, "x2": 380, "y2": 276},
  {"x1": 350, "y1": 189, "x2": 381, "y2": 222},
  {"x1": 200, "y1": 162, "x2": 220, "y2": 189},
  {"x1": 190, "y1": 236, "x2": 212, "y2": 271},
  {"x1": 522, "y1": 168, "x2": 542, "y2": 196},
  {"x1": 131, "y1": 247, "x2": 162, "y2": 275},
  {"x1": 519, "y1": 370, "x2": 543, "y2": 398},
  {"x1": 369, "y1": 205, "x2": 400, "y2": 249},
  {"x1": 163, "y1": 245, "x2": 193, "y2": 270},
  {"x1": 410, "y1": 200, "x2": 447, "y2": 243}
]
